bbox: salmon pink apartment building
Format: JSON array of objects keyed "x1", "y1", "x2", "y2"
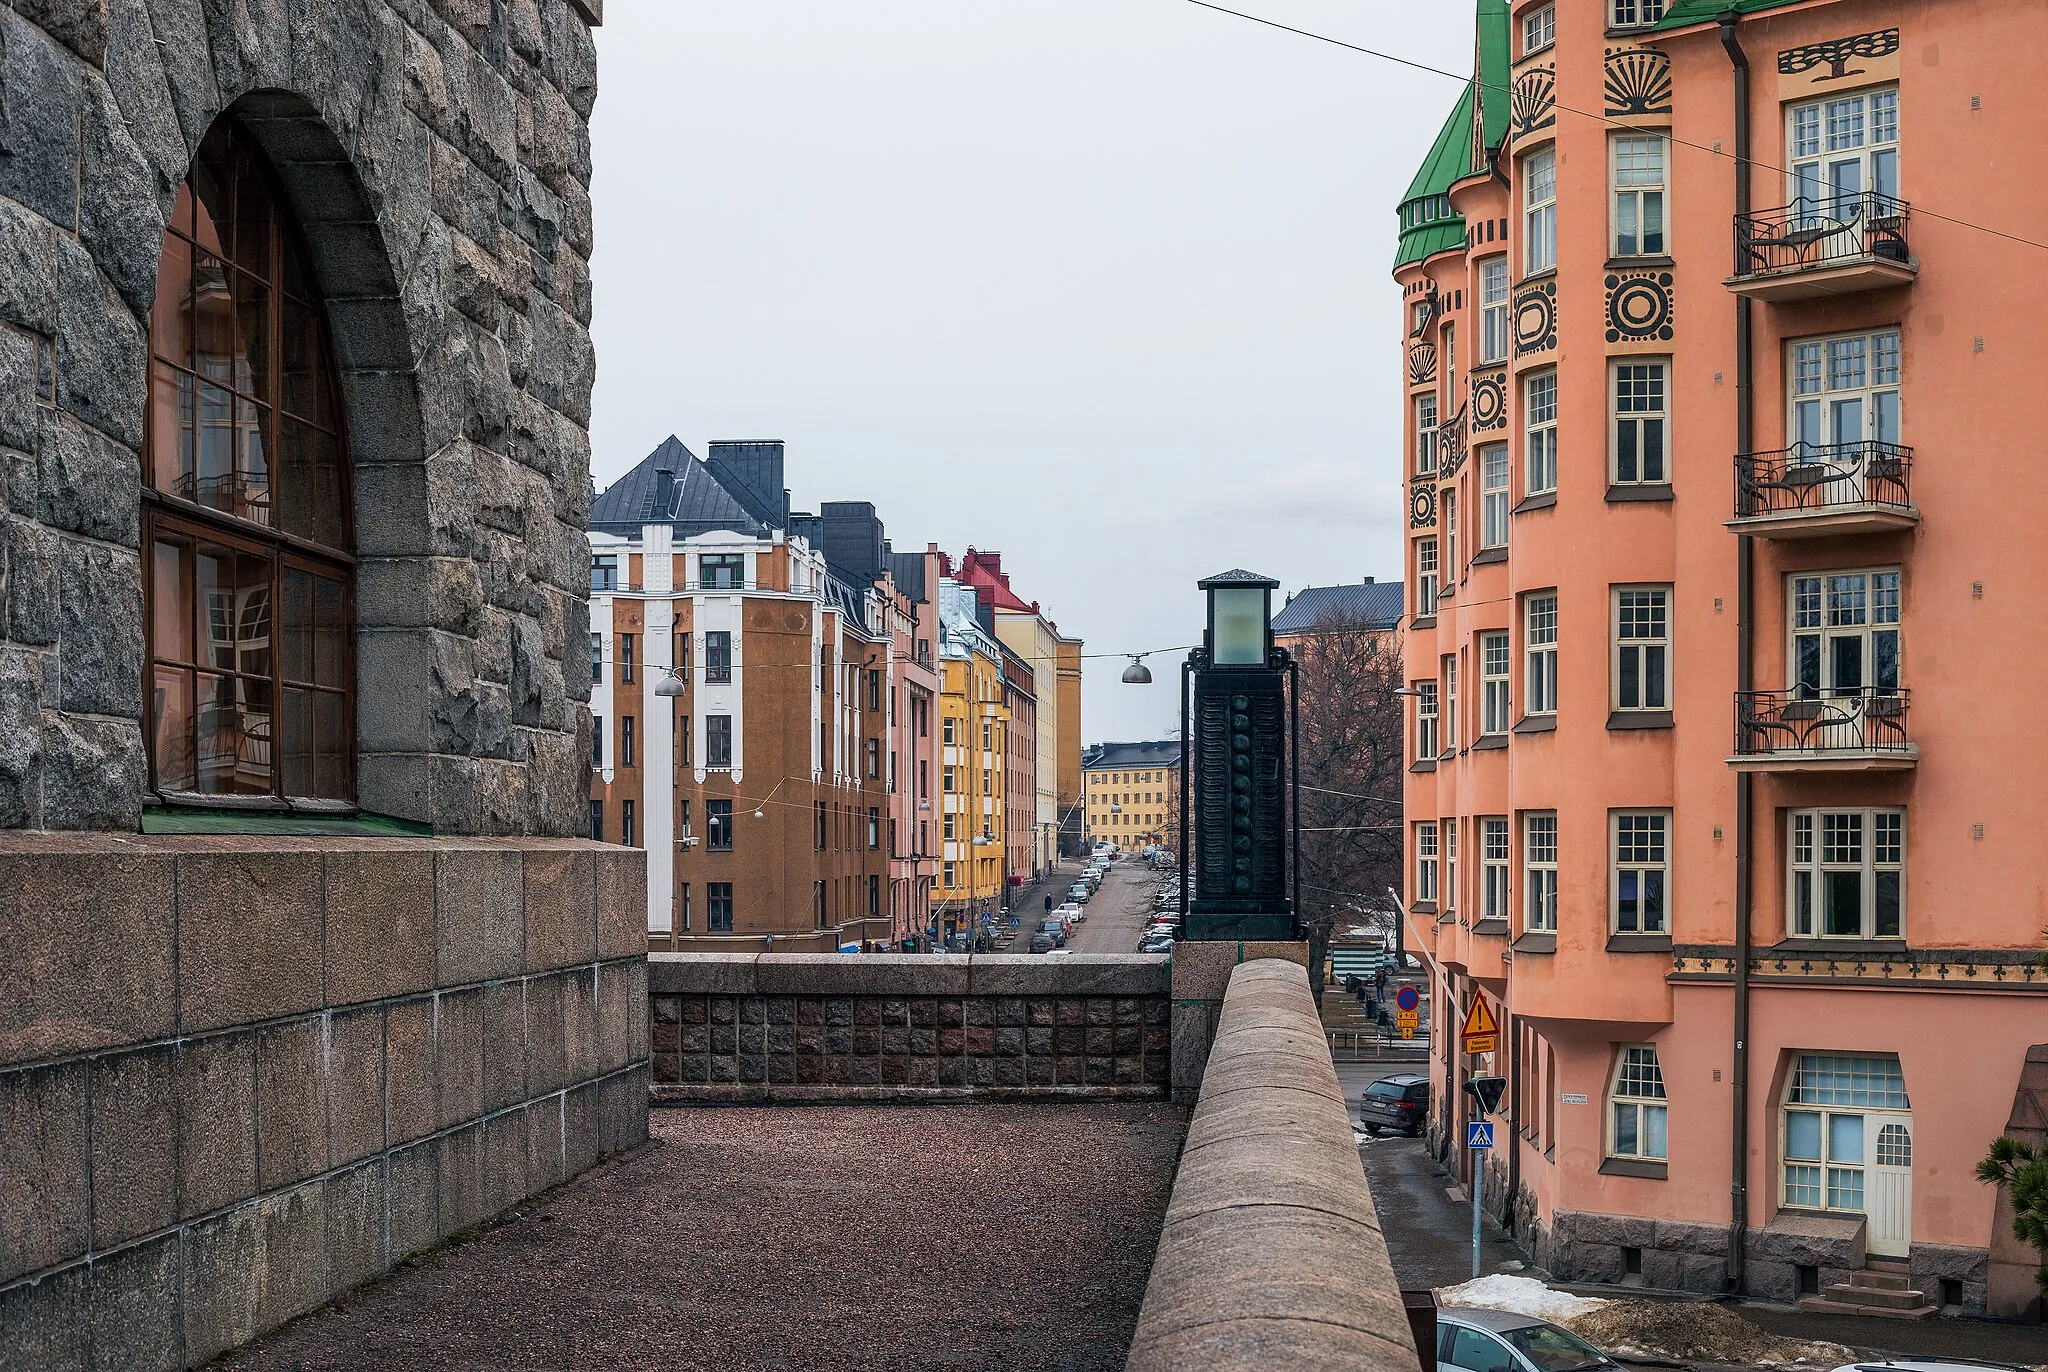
[{"x1": 1397, "y1": 0, "x2": 2048, "y2": 1319}]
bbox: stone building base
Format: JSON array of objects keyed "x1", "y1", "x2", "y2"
[{"x1": 0, "y1": 835, "x2": 649, "y2": 1368}]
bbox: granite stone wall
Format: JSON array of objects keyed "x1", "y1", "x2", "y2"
[
  {"x1": 0, "y1": 0, "x2": 602, "y2": 835},
  {"x1": 0, "y1": 834, "x2": 649, "y2": 1368},
  {"x1": 647, "y1": 953, "x2": 1171, "y2": 1102}
]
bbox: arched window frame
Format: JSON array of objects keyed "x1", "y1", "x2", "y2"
[{"x1": 141, "y1": 120, "x2": 357, "y2": 807}]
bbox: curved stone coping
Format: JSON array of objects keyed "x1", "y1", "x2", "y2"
[
  {"x1": 647, "y1": 952, "x2": 1170, "y2": 999},
  {"x1": 1128, "y1": 959, "x2": 1418, "y2": 1372}
]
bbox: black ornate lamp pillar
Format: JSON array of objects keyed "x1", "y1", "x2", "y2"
[{"x1": 1181, "y1": 570, "x2": 1298, "y2": 941}]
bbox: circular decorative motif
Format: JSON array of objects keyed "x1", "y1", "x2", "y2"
[
  {"x1": 1604, "y1": 271, "x2": 1674, "y2": 343},
  {"x1": 1409, "y1": 483, "x2": 1437, "y2": 529},
  {"x1": 1471, "y1": 372, "x2": 1506, "y2": 431},
  {"x1": 1513, "y1": 283, "x2": 1557, "y2": 355}
]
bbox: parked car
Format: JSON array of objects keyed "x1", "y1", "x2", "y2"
[
  {"x1": 1028, "y1": 933, "x2": 1055, "y2": 954},
  {"x1": 1036, "y1": 919, "x2": 1066, "y2": 948},
  {"x1": 1138, "y1": 935, "x2": 1173, "y2": 954},
  {"x1": 1829, "y1": 1362, "x2": 2032, "y2": 1372},
  {"x1": 1435, "y1": 1308, "x2": 1622, "y2": 1372},
  {"x1": 1056, "y1": 902, "x2": 1085, "y2": 924},
  {"x1": 1359, "y1": 1074, "x2": 1430, "y2": 1137},
  {"x1": 1067, "y1": 885, "x2": 1091, "y2": 904}
]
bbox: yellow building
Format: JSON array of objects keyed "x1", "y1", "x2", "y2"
[
  {"x1": 1055, "y1": 636, "x2": 1085, "y2": 855},
  {"x1": 1082, "y1": 741, "x2": 1181, "y2": 854},
  {"x1": 935, "y1": 581, "x2": 1007, "y2": 939}
]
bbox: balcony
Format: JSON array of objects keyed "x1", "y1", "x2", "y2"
[
  {"x1": 1727, "y1": 194, "x2": 1916, "y2": 302},
  {"x1": 1730, "y1": 688, "x2": 1916, "y2": 772},
  {"x1": 1728, "y1": 442, "x2": 1917, "y2": 538}
]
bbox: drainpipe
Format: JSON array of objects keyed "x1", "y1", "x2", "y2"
[{"x1": 1719, "y1": 10, "x2": 1755, "y2": 1299}]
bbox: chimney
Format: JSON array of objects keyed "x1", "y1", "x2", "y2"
[
  {"x1": 705, "y1": 440, "x2": 790, "y2": 529},
  {"x1": 1363, "y1": 576, "x2": 1375, "y2": 585}
]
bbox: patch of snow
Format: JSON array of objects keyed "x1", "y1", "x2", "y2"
[{"x1": 1434, "y1": 1274, "x2": 1607, "y2": 1323}]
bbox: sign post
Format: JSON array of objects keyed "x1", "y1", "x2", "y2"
[{"x1": 1462, "y1": 1075, "x2": 1507, "y2": 1279}]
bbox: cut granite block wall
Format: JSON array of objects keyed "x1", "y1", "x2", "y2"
[
  {"x1": 0, "y1": 0, "x2": 603, "y2": 835},
  {"x1": 647, "y1": 954, "x2": 1171, "y2": 1102},
  {"x1": 0, "y1": 835, "x2": 649, "y2": 1369}
]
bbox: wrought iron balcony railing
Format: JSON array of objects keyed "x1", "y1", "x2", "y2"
[
  {"x1": 1731, "y1": 441, "x2": 1914, "y2": 530},
  {"x1": 1732, "y1": 687, "x2": 1915, "y2": 768},
  {"x1": 1731, "y1": 194, "x2": 1914, "y2": 299}
]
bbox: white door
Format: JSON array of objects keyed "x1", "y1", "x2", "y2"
[{"x1": 1866, "y1": 1113, "x2": 1913, "y2": 1258}]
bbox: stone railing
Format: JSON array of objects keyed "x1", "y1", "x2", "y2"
[
  {"x1": 1127, "y1": 959, "x2": 1422, "y2": 1372},
  {"x1": 646, "y1": 953, "x2": 1169, "y2": 1102}
]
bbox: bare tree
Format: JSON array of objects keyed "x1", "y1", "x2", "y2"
[{"x1": 1289, "y1": 610, "x2": 1406, "y2": 1002}]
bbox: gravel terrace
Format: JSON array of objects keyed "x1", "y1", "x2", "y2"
[{"x1": 211, "y1": 1101, "x2": 1186, "y2": 1372}]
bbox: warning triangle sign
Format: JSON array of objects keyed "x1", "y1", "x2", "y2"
[{"x1": 1460, "y1": 996, "x2": 1500, "y2": 1041}]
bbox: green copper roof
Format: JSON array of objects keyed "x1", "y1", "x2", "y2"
[
  {"x1": 1475, "y1": 0, "x2": 1511, "y2": 153},
  {"x1": 1394, "y1": 0, "x2": 1511, "y2": 271},
  {"x1": 1655, "y1": 0, "x2": 1802, "y2": 28}
]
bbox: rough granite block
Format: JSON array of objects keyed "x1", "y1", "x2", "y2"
[
  {"x1": 0, "y1": 847, "x2": 173, "y2": 1068},
  {"x1": 384, "y1": 996, "x2": 438, "y2": 1146},
  {"x1": 437, "y1": 987, "x2": 488, "y2": 1130},
  {"x1": 327, "y1": 1005, "x2": 387, "y2": 1168},
  {"x1": 483, "y1": 1105, "x2": 530, "y2": 1216},
  {"x1": 482, "y1": 979, "x2": 528, "y2": 1110},
  {"x1": 526, "y1": 1092, "x2": 566, "y2": 1190},
  {"x1": 325, "y1": 1158, "x2": 387, "y2": 1293},
  {"x1": 325, "y1": 848, "x2": 436, "y2": 1005},
  {"x1": 387, "y1": 1139, "x2": 439, "y2": 1259},
  {"x1": 89, "y1": 1233, "x2": 179, "y2": 1372},
  {"x1": 523, "y1": 847, "x2": 594, "y2": 972},
  {"x1": 178, "y1": 1032, "x2": 258, "y2": 1219},
  {"x1": 596, "y1": 959, "x2": 633, "y2": 1073},
  {"x1": 0, "y1": 1061, "x2": 89, "y2": 1284},
  {"x1": 0, "y1": 1259, "x2": 87, "y2": 1372},
  {"x1": 436, "y1": 846, "x2": 526, "y2": 986},
  {"x1": 256, "y1": 1017, "x2": 331, "y2": 1191},
  {"x1": 437, "y1": 1121, "x2": 487, "y2": 1238},
  {"x1": 88, "y1": 1045, "x2": 177, "y2": 1249},
  {"x1": 177, "y1": 851, "x2": 326, "y2": 1033},
  {"x1": 593, "y1": 844, "x2": 647, "y2": 960},
  {"x1": 564, "y1": 967, "x2": 599, "y2": 1084},
  {"x1": 181, "y1": 1205, "x2": 262, "y2": 1366}
]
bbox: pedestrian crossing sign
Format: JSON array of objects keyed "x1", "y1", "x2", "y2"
[{"x1": 1466, "y1": 1121, "x2": 1494, "y2": 1150}]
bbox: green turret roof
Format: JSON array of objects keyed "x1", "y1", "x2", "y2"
[
  {"x1": 1655, "y1": 0, "x2": 1803, "y2": 28},
  {"x1": 1393, "y1": 0, "x2": 1512, "y2": 270}
]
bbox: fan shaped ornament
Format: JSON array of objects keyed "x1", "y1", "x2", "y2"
[
  {"x1": 1604, "y1": 47, "x2": 1673, "y2": 117},
  {"x1": 1512, "y1": 65, "x2": 1557, "y2": 135}
]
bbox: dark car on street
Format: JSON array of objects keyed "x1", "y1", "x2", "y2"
[
  {"x1": 1036, "y1": 918, "x2": 1066, "y2": 947},
  {"x1": 1028, "y1": 933, "x2": 1055, "y2": 954},
  {"x1": 1359, "y1": 1073, "x2": 1429, "y2": 1137}
]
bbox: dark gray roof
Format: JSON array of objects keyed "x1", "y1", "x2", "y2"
[
  {"x1": 1083, "y1": 741, "x2": 1182, "y2": 772},
  {"x1": 1271, "y1": 580, "x2": 1403, "y2": 634},
  {"x1": 590, "y1": 436, "x2": 769, "y2": 539}
]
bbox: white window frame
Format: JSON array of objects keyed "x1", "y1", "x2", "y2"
[
  {"x1": 1415, "y1": 822, "x2": 1440, "y2": 903},
  {"x1": 1443, "y1": 487, "x2": 1459, "y2": 576},
  {"x1": 1522, "y1": 3, "x2": 1555, "y2": 55},
  {"x1": 1479, "y1": 257, "x2": 1510, "y2": 364},
  {"x1": 1480, "y1": 816, "x2": 1510, "y2": 923},
  {"x1": 1442, "y1": 818, "x2": 1459, "y2": 915},
  {"x1": 1789, "y1": 568, "x2": 1901, "y2": 700},
  {"x1": 1525, "y1": 592, "x2": 1558, "y2": 715},
  {"x1": 1480, "y1": 631, "x2": 1511, "y2": 736},
  {"x1": 1414, "y1": 392, "x2": 1439, "y2": 477},
  {"x1": 1611, "y1": 359, "x2": 1670, "y2": 485},
  {"x1": 1612, "y1": 585, "x2": 1670, "y2": 712},
  {"x1": 1524, "y1": 811, "x2": 1557, "y2": 933},
  {"x1": 1788, "y1": 328, "x2": 1902, "y2": 454},
  {"x1": 1788, "y1": 807, "x2": 1904, "y2": 939},
  {"x1": 1415, "y1": 538, "x2": 1439, "y2": 619},
  {"x1": 1523, "y1": 147, "x2": 1557, "y2": 276},
  {"x1": 1782, "y1": 1053, "x2": 1909, "y2": 1215},
  {"x1": 1524, "y1": 370, "x2": 1558, "y2": 495},
  {"x1": 1608, "y1": 1045, "x2": 1669, "y2": 1161},
  {"x1": 1611, "y1": 134, "x2": 1668, "y2": 258},
  {"x1": 1479, "y1": 444, "x2": 1510, "y2": 550},
  {"x1": 1787, "y1": 85, "x2": 1900, "y2": 219},
  {"x1": 1610, "y1": 0, "x2": 1666, "y2": 27},
  {"x1": 1612, "y1": 810, "x2": 1669, "y2": 934},
  {"x1": 1415, "y1": 681, "x2": 1440, "y2": 761},
  {"x1": 1442, "y1": 654, "x2": 1459, "y2": 750}
]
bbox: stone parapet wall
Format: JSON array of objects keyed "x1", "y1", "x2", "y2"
[
  {"x1": 647, "y1": 953, "x2": 1170, "y2": 1102},
  {"x1": 0, "y1": 835, "x2": 649, "y2": 1368},
  {"x1": 1127, "y1": 959, "x2": 1419, "y2": 1371}
]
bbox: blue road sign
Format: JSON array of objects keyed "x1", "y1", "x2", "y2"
[
  {"x1": 1466, "y1": 1121, "x2": 1494, "y2": 1151},
  {"x1": 1396, "y1": 984, "x2": 1420, "y2": 1012}
]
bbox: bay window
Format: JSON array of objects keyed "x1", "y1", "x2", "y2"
[
  {"x1": 1415, "y1": 681, "x2": 1440, "y2": 761},
  {"x1": 1480, "y1": 444, "x2": 1510, "y2": 549},
  {"x1": 1612, "y1": 587, "x2": 1670, "y2": 712},
  {"x1": 1612, "y1": 811, "x2": 1668, "y2": 933},
  {"x1": 1480, "y1": 817, "x2": 1510, "y2": 923},
  {"x1": 1524, "y1": 812, "x2": 1557, "y2": 932},
  {"x1": 1415, "y1": 538, "x2": 1439, "y2": 619},
  {"x1": 1612, "y1": 135, "x2": 1667, "y2": 257},
  {"x1": 1525, "y1": 593, "x2": 1558, "y2": 715},
  {"x1": 1481, "y1": 631, "x2": 1511, "y2": 736},
  {"x1": 1612, "y1": 360, "x2": 1669, "y2": 485},
  {"x1": 1524, "y1": 371, "x2": 1558, "y2": 495},
  {"x1": 1524, "y1": 148, "x2": 1557, "y2": 275},
  {"x1": 1479, "y1": 258, "x2": 1509, "y2": 364},
  {"x1": 1415, "y1": 822, "x2": 1439, "y2": 903}
]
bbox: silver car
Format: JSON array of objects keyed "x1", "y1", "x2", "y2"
[{"x1": 1435, "y1": 1308, "x2": 1619, "y2": 1372}]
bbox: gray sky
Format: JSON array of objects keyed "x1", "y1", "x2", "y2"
[{"x1": 588, "y1": 2, "x2": 1472, "y2": 743}]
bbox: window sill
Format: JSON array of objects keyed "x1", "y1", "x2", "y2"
[
  {"x1": 1515, "y1": 266, "x2": 1558, "y2": 290},
  {"x1": 1513, "y1": 491, "x2": 1557, "y2": 514},
  {"x1": 1606, "y1": 483, "x2": 1674, "y2": 503},
  {"x1": 1512, "y1": 715, "x2": 1556, "y2": 735},
  {"x1": 152, "y1": 790, "x2": 358, "y2": 817},
  {"x1": 1410, "y1": 759, "x2": 1438, "y2": 774},
  {"x1": 1471, "y1": 546, "x2": 1509, "y2": 567},
  {"x1": 1411, "y1": 615, "x2": 1438, "y2": 630},
  {"x1": 1599, "y1": 1157, "x2": 1668, "y2": 1180},
  {"x1": 1470, "y1": 734, "x2": 1509, "y2": 752},
  {"x1": 1410, "y1": 900, "x2": 1439, "y2": 915},
  {"x1": 1605, "y1": 254, "x2": 1675, "y2": 270},
  {"x1": 1606, "y1": 934, "x2": 1673, "y2": 953},
  {"x1": 1767, "y1": 937, "x2": 1908, "y2": 956},
  {"x1": 1607, "y1": 711, "x2": 1674, "y2": 731},
  {"x1": 1471, "y1": 918, "x2": 1511, "y2": 937},
  {"x1": 1511, "y1": 931, "x2": 1556, "y2": 954}
]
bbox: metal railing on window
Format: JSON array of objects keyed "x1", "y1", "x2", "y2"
[
  {"x1": 1734, "y1": 193, "x2": 1910, "y2": 278},
  {"x1": 1733, "y1": 441, "x2": 1913, "y2": 519},
  {"x1": 1734, "y1": 687, "x2": 1912, "y2": 758}
]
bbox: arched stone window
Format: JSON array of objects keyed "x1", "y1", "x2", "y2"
[{"x1": 143, "y1": 122, "x2": 354, "y2": 803}]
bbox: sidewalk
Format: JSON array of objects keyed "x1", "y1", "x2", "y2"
[{"x1": 995, "y1": 858, "x2": 1082, "y2": 949}]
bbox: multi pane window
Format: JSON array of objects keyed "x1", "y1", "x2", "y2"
[
  {"x1": 1613, "y1": 811, "x2": 1669, "y2": 933},
  {"x1": 1790, "y1": 329, "x2": 1901, "y2": 452},
  {"x1": 1415, "y1": 538, "x2": 1439, "y2": 619},
  {"x1": 592, "y1": 716, "x2": 603, "y2": 768},
  {"x1": 704, "y1": 631, "x2": 733, "y2": 683},
  {"x1": 707, "y1": 799, "x2": 733, "y2": 851},
  {"x1": 1416, "y1": 822, "x2": 1440, "y2": 903},
  {"x1": 145, "y1": 122, "x2": 354, "y2": 802},
  {"x1": 1481, "y1": 817, "x2": 1510, "y2": 922},
  {"x1": 1481, "y1": 632, "x2": 1511, "y2": 736},
  {"x1": 1791, "y1": 570, "x2": 1901, "y2": 699},
  {"x1": 700, "y1": 553, "x2": 746, "y2": 589},
  {"x1": 590, "y1": 800, "x2": 603, "y2": 842},
  {"x1": 1523, "y1": 3, "x2": 1554, "y2": 53},
  {"x1": 1524, "y1": 371, "x2": 1558, "y2": 495},
  {"x1": 1415, "y1": 393, "x2": 1439, "y2": 477},
  {"x1": 706, "y1": 714, "x2": 733, "y2": 769},
  {"x1": 1479, "y1": 258, "x2": 1510, "y2": 364},
  {"x1": 1611, "y1": 0, "x2": 1665, "y2": 26},
  {"x1": 1789, "y1": 87, "x2": 1899, "y2": 217},
  {"x1": 1524, "y1": 812, "x2": 1557, "y2": 932},
  {"x1": 707, "y1": 882, "x2": 734, "y2": 932},
  {"x1": 591, "y1": 555, "x2": 618, "y2": 592},
  {"x1": 591, "y1": 632, "x2": 603, "y2": 684},
  {"x1": 1525, "y1": 593, "x2": 1558, "y2": 715},
  {"x1": 1612, "y1": 136, "x2": 1667, "y2": 256},
  {"x1": 1783, "y1": 1054, "x2": 1908, "y2": 1213},
  {"x1": 621, "y1": 715, "x2": 634, "y2": 767},
  {"x1": 1442, "y1": 655, "x2": 1460, "y2": 750},
  {"x1": 1443, "y1": 488, "x2": 1459, "y2": 577},
  {"x1": 1480, "y1": 445, "x2": 1510, "y2": 549},
  {"x1": 1443, "y1": 819, "x2": 1460, "y2": 914},
  {"x1": 1613, "y1": 587, "x2": 1670, "y2": 712},
  {"x1": 1415, "y1": 681, "x2": 1440, "y2": 761},
  {"x1": 1612, "y1": 361, "x2": 1669, "y2": 484},
  {"x1": 1524, "y1": 148, "x2": 1557, "y2": 276},
  {"x1": 620, "y1": 633, "x2": 635, "y2": 684},
  {"x1": 1609, "y1": 1045, "x2": 1668, "y2": 1161},
  {"x1": 1789, "y1": 808, "x2": 1904, "y2": 938},
  {"x1": 622, "y1": 799, "x2": 635, "y2": 847}
]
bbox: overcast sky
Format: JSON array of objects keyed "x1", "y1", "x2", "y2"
[{"x1": 588, "y1": 2, "x2": 1473, "y2": 743}]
